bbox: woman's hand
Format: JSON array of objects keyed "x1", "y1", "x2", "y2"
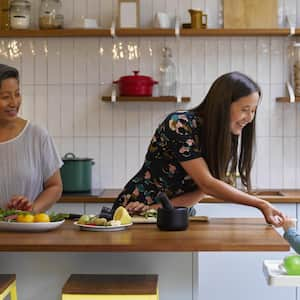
[
  {"x1": 7, "y1": 195, "x2": 33, "y2": 211},
  {"x1": 282, "y1": 218, "x2": 296, "y2": 231},
  {"x1": 125, "y1": 201, "x2": 150, "y2": 215},
  {"x1": 259, "y1": 201, "x2": 285, "y2": 227}
]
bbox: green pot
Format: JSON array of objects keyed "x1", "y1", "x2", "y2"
[{"x1": 60, "y1": 152, "x2": 95, "y2": 192}]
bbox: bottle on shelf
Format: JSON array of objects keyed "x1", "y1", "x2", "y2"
[{"x1": 159, "y1": 47, "x2": 176, "y2": 97}]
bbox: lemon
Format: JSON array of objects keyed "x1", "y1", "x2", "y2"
[
  {"x1": 34, "y1": 213, "x2": 50, "y2": 223},
  {"x1": 113, "y1": 207, "x2": 132, "y2": 225},
  {"x1": 16, "y1": 214, "x2": 34, "y2": 223}
]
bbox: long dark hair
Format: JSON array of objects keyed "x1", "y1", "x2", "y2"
[
  {"x1": 0, "y1": 64, "x2": 19, "y2": 88},
  {"x1": 190, "y1": 71, "x2": 261, "y2": 191}
]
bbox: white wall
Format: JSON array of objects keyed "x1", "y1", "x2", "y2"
[{"x1": 2, "y1": 0, "x2": 300, "y2": 190}]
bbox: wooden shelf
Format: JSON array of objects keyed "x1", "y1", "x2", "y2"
[
  {"x1": 276, "y1": 97, "x2": 300, "y2": 103},
  {"x1": 102, "y1": 96, "x2": 190, "y2": 102},
  {"x1": 180, "y1": 28, "x2": 291, "y2": 36},
  {"x1": 0, "y1": 28, "x2": 111, "y2": 37},
  {"x1": 115, "y1": 28, "x2": 174, "y2": 36},
  {"x1": 0, "y1": 28, "x2": 297, "y2": 38}
]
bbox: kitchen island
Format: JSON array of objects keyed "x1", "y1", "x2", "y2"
[{"x1": 0, "y1": 219, "x2": 289, "y2": 300}]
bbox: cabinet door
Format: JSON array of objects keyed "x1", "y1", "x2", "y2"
[{"x1": 195, "y1": 203, "x2": 296, "y2": 300}]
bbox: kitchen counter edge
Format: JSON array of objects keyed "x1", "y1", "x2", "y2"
[{"x1": 59, "y1": 189, "x2": 300, "y2": 204}]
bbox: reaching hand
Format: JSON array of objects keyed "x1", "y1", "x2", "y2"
[
  {"x1": 125, "y1": 201, "x2": 150, "y2": 215},
  {"x1": 282, "y1": 217, "x2": 297, "y2": 231},
  {"x1": 260, "y1": 202, "x2": 285, "y2": 227},
  {"x1": 7, "y1": 195, "x2": 33, "y2": 211}
]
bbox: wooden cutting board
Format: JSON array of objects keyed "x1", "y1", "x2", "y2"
[
  {"x1": 131, "y1": 215, "x2": 209, "y2": 224},
  {"x1": 224, "y1": 0, "x2": 278, "y2": 29}
]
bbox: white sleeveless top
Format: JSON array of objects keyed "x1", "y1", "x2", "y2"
[{"x1": 0, "y1": 121, "x2": 63, "y2": 208}]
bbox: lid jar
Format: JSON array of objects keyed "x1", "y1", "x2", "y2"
[
  {"x1": 10, "y1": 0, "x2": 31, "y2": 30},
  {"x1": 39, "y1": 0, "x2": 63, "y2": 29},
  {"x1": 292, "y1": 43, "x2": 300, "y2": 97}
]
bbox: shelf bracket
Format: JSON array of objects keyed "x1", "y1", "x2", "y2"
[
  {"x1": 110, "y1": 18, "x2": 116, "y2": 38},
  {"x1": 287, "y1": 14, "x2": 296, "y2": 36},
  {"x1": 289, "y1": 26, "x2": 295, "y2": 36},
  {"x1": 111, "y1": 87, "x2": 117, "y2": 102},
  {"x1": 286, "y1": 81, "x2": 295, "y2": 103},
  {"x1": 175, "y1": 16, "x2": 180, "y2": 38},
  {"x1": 176, "y1": 82, "x2": 182, "y2": 103}
]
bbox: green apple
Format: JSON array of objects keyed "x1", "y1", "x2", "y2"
[
  {"x1": 77, "y1": 214, "x2": 90, "y2": 225},
  {"x1": 283, "y1": 254, "x2": 300, "y2": 275}
]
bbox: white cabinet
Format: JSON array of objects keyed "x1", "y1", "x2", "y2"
[{"x1": 195, "y1": 203, "x2": 296, "y2": 300}]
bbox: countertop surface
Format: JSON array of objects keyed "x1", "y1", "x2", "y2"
[
  {"x1": 60, "y1": 189, "x2": 300, "y2": 203},
  {"x1": 0, "y1": 218, "x2": 289, "y2": 252}
]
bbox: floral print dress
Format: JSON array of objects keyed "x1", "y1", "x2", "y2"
[{"x1": 113, "y1": 110, "x2": 203, "y2": 209}]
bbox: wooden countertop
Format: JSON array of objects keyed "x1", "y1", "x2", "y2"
[
  {"x1": 59, "y1": 189, "x2": 300, "y2": 204},
  {"x1": 0, "y1": 219, "x2": 289, "y2": 252}
]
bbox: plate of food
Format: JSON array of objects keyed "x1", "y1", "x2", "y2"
[
  {"x1": 0, "y1": 209, "x2": 67, "y2": 232},
  {"x1": 73, "y1": 209, "x2": 133, "y2": 231}
]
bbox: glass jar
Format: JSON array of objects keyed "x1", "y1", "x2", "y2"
[
  {"x1": 39, "y1": 0, "x2": 63, "y2": 29},
  {"x1": 159, "y1": 47, "x2": 176, "y2": 96},
  {"x1": 0, "y1": 0, "x2": 10, "y2": 30},
  {"x1": 10, "y1": 0, "x2": 31, "y2": 30},
  {"x1": 292, "y1": 43, "x2": 300, "y2": 97}
]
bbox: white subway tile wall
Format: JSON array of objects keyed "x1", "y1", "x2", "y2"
[{"x1": 1, "y1": 0, "x2": 300, "y2": 189}]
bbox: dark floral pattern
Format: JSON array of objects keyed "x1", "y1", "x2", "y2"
[{"x1": 113, "y1": 111, "x2": 203, "y2": 208}]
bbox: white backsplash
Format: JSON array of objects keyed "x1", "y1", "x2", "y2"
[{"x1": 1, "y1": 0, "x2": 300, "y2": 190}]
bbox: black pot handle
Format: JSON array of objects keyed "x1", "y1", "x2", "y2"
[{"x1": 63, "y1": 152, "x2": 76, "y2": 159}]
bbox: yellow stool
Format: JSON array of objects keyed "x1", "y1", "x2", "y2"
[
  {"x1": 62, "y1": 274, "x2": 159, "y2": 300},
  {"x1": 0, "y1": 274, "x2": 17, "y2": 300}
]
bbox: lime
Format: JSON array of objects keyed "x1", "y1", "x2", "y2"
[{"x1": 78, "y1": 215, "x2": 90, "y2": 224}]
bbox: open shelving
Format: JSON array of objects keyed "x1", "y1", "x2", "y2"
[
  {"x1": 0, "y1": 28, "x2": 298, "y2": 38},
  {"x1": 2, "y1": 27, "x2": 298, "y2": 104},
  {"x1": 102, "y1": 96, "x2": 190, "y2": 103}
]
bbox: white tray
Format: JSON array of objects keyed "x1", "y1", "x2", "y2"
[{"x1": 263, "y1": 260, "x2": 300, "y2": 286}]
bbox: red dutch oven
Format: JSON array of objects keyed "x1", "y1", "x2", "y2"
[{"x1": 113, "y1": 71, "x2": 158, "y2": 96}]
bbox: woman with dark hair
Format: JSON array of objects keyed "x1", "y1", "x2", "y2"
[
  {"x1": 0, "y1": 64, "x2": 63, "y2": 212},
  {"x1": 113, "y1": 71, "x2": 285, "y2": 226}
]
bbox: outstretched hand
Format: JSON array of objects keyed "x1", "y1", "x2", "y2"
[
  {"x1": 260, "y1": 202, "x2": 285, "y2": 227},
  {"x1": 7, "y1": 195, "x2": 33, "y2": 211}
]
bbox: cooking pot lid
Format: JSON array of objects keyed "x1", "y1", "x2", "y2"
[
  {"x1": 62, "y1": 152, "x2": 93, "y2": 161},
  {"x1": 119, "y1": 71, "x2": 153, "y2": 82}
]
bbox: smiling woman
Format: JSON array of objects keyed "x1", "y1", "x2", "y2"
[
  {"x1": 113, "y1": 71, "x2": 286, "y2": 227},
  {"x1": 0, "y1": 64, "x2": 63, "y2": 213}
]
